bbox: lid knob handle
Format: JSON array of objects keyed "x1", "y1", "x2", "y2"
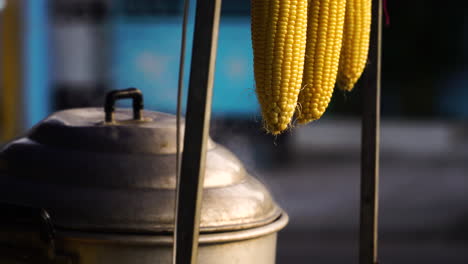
[{"x1": 105, "y1": 88, "x2": 144, "y2": 123}]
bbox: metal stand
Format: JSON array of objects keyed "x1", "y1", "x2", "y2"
[
  {"x1": 174, "y1": 0, "x2": 222, "y2": 263},
  {"x1": 359, "y1": 0, "x2": 382, "y2": 264},
  {"x1": 174, "y1": 0, "x2": 382, "y2": 263}
]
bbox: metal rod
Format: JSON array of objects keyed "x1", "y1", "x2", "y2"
[
  {"x1": 359, "y1": 0, "x2": 382, "y2": 264},
  {"x1": 175, "y1": 0, "x2": 191, "y2": 182},
  {"x1": 174, "y1": 0, "x2": 222, "y2": 263},
  {"x1": 173, "y1": 0, "x2": 191, "y2": 262}
]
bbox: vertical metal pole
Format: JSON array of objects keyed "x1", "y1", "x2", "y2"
[
  {"x1": 174, "y1": 0, "x2": 222, "y2": 263},
  {"x1": 173, "y1": 0, "x2": 190, "y2": 263},
  {"x1": 359, "y1": 0, "x2": 382, "y2": 264}
]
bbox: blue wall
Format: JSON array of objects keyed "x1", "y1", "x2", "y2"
[
  {"x1": 111, "y1": 16, "x2": 259, "y2": 117},
  {"x1": 23, "y1": 0, "x2": 50, "y2": 127},
  {"x1": 24, "y1": 0, "x2": 260, "y2": 130}
]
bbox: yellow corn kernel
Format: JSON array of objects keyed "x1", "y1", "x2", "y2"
[
  {"x1": 296, "y1": 0, "x2": 347, "y2": 124},
  {"x1": 251, "y1": 0, "x2": 308, "y2": 135},
  {"x1": 337, "y1": 0, "x2": 372, "y2": 91}
]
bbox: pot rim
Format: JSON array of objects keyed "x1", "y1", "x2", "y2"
[{"x1": 57, "y1": 212, "x2": 289, "y2": 246}]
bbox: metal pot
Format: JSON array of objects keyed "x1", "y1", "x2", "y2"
[{"x1": 0, "y1": 89, "x2": 288, "y2": 264}]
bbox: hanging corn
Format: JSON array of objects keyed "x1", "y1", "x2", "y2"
[
  {"x1": 250, "y1": 0, "x2": 372, "y2": 132},
  {"x1": 337, "y1": 0, "x2": 372, "y2": 91},
  {"x1": 296, "y1": 0, "x2": 347, "y2": 124},
  {"x1": 251, "y1": 0, "x2": 308, "y2": 135}
]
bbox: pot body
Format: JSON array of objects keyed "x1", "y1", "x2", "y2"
[
  {"x1": 0, "y1": 214, "x2": 287, "y2": 264},
  {"x1": 0, "y1": 99, "x2": 289, "y2": 263},
  {"x1": 59, "y1": 233, "x2": 277, "y2": 264}
]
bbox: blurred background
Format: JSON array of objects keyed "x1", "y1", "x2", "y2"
[{"x1": 1, "y1": 0, "x2": 467, "y2": 263}]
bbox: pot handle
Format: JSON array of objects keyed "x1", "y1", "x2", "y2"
[
  {"x1": 104, "y1": 88, "x2": 144, "y2": 123},
  {"x1": 0, "y1": 202, "x2": 55, "y2": 246},
  {"x1": 0, "y1": 203, "x2": 73, "y2": 263}
]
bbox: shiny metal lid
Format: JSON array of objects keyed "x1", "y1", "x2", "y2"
[{"x1": 0, "y1": 90, "x2": 282, "y2": 234}]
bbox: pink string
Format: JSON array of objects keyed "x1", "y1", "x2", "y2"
[{"x1": 383, "y1": 0, "x2": 390, "y2": 26}]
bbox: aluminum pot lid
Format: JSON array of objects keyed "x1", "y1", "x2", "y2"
[{"x1": 0, "y1": 88, "x2": 282, "y2": 234}]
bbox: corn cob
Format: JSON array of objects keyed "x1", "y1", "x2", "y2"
[
  {"x1": 296, "y1": 0, "x2": 347, "y2": 124},
  {"x1": 251, "y1": 0, "x2": 308, "y2": 134},
  {"x1": 337, "y1": 0, "x2": 372, "y2": 91}
]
